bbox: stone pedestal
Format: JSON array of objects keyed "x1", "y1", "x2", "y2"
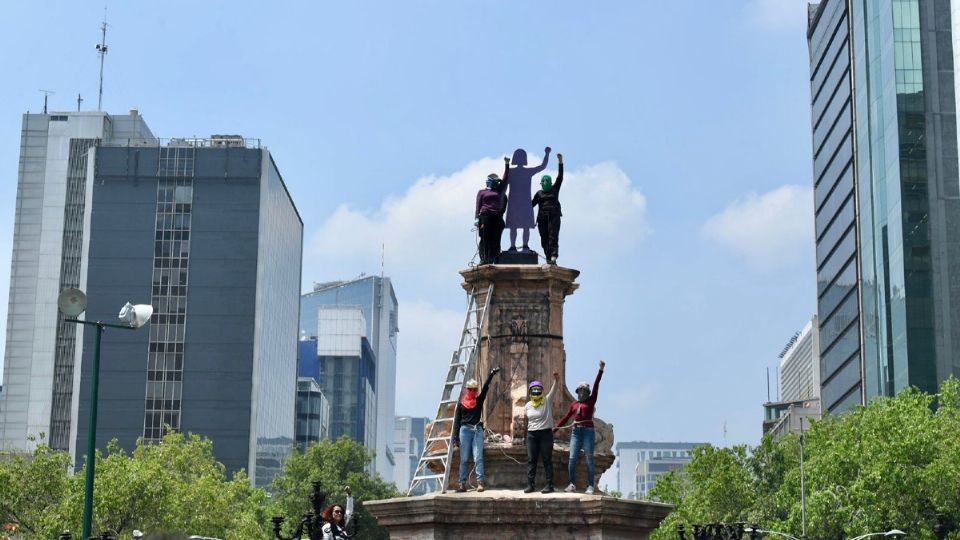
[
  {"x1": 458, "y1": 264, "x2": 614, "y2": 489},
  {"x1": 449, "y1": 443, "x2": 614, "y2": 492},
  {"x1": 365, "y1": 490, "x2": 672, "y2": 540}
]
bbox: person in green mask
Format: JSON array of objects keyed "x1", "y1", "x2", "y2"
[
  {"x1": 523, "y1": 372, "x2": 559, "y2": 493},
  {"x1": 531, "y1": 153, "x2": 564, "y2": 264}
]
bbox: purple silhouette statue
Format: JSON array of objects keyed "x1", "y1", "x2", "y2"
[{"x1": 505, "y1": 147, "x2": 551, "y2": 251}]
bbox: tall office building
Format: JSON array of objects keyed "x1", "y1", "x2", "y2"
[
  {"x1": 0, "y1": 110, "x2": 303, "y2": 487},
  {"x1": 393, "y1": 415, "x2": 429, "y2": 494},
  {"x1": 763, "y1": 317, "x2": 822, "y2": 438},
  {"x1": 808, "y1": 0, "x2": 960, "y2": 414},
  {"x1": 301, "y1": 276, "x2": 398, "y2": 478},
  {"x1": 612, "y1": 441, "x2": 703, "y2": 500},
  {"x1": 298, "y1": 310, "x2": 377, "y2": 453}
]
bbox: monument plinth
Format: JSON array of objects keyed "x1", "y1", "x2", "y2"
[
  {"x1": 367, "y1": 264, "x2": 670, "y2": 539},
  {"x1": 365, "y1": 490, "x2": 672, "y2": 540},
  {"x1": 457, "y1": 264, "x2": 614, "y2": 489}
]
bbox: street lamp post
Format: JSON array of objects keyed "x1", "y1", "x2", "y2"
[{"x1": 57, "y1": 289, "x2": 152, "y2": 540}]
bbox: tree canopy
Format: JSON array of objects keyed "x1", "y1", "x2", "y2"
[
  {"x1": 651, "y1": 378, "x2": 960, "y2": 540},
  {"x1": 1, "y1": 432, "x2": 400, "y2": 540},
  {"x1": 270, "y1": 436, "x2": 401, "y2": 540}
]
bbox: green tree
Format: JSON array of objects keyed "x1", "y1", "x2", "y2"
[
  {"x1": 25, "y1": 431, "x2": 269, "y2": 539},
  {"x1": 649, "y1": 378, "x2": 960, "y2": 540},
  {"x1": 270, "y1": 436, "x2": 401, "y2": 540},
  {"x1": 0, "y1": 438, "x2": 72, "y2": 537},
  {"x1": 651, "y1": 444, "x2": 758, "y2": 540}
]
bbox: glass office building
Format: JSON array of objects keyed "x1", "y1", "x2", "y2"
[
  {"x1": 0, "y1": 112, "x2": 303, "y2": 488},
  {"x1": 301, "y1": 276, "x2": 398, "y2": 478},
  {"x1": 808, "y1": 0, "x2": 960, "y2": 413}
]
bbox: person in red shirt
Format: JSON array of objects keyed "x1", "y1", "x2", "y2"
[{"x1": 555, "y1": 360, "x2": 604, "y2": 494}]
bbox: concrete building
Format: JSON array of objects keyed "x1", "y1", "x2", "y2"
[
  {"x1": 0, "y1": 110, "x2": 302, "y2": 488},
  {"x1": 763, "y1": 317, "x2": 822, "y2": 438},
  {"x1": 393, "y1": 415, "x2": 429, "y2": 494},
  {"x1": 808, "y1": 0, "x2": 960, "y2": 414},
  {"x1": 612, "y1": 441, "x2": 703, "y2": 500},
  {"x1": 301, "y1": 276, "x2": 398, "y2": 478}
]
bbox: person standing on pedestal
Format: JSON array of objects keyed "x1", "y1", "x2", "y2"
[
  {"x1": 505, "y1": 147, "x2": 551, "y2": 252},
  {"x1": 555, "y1": 360, "x2": 605, "y2": 494},
  {"x1": 524, "y1": 372, "x2": 560, "y2": 493},
  {"x1": 531, "y1": 153, "x2": 564, "y2": 265},
  {"x1": 452, "y1": 367, "x2": 501, "y2": 492},
  {"x1": 474, "y1": 160, "x2": 509, "y2": 265}
]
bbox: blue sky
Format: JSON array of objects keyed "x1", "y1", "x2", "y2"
[{"x1": 0, "y1": 0, "x2": 816, "y2": 480}]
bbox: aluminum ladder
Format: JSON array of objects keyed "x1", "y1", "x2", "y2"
[{"x1": 407, "y1": 283, "x2": 495, "y2": 495}]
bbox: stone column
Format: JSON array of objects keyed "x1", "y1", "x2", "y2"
[{"x1": 457, "y1": 264, "x2": 614, "y2": 490}]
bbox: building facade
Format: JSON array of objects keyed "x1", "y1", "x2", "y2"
[
  {"x1": 393, "y1": 415, "x2": 429, "y2": 494},
  {"x1": 763, "y1": 317, "x2": 822, "y2": 438},
  {"x1": 298, "y1": 310, "x2": 377, "y2": 453},
  {"x1": 808, "y1": 0, "x2": 960, "y2": 414},
  {"x1": 296, "y1": 377, "x2": 331, "y2": 451},
  {"x1": 301, "y1": 276, "x2": 398, "y2": 478},
  {"x1": 612, "y1": 441, "x2": 703, "y2": 500},
  {"x1": 0, "y1": 111, "x2": 302, "y2": 488}
]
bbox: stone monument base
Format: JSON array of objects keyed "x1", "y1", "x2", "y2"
[
  {"x1": 495, "y1": 251, "x2": 539, "y2": 264},
  {"x1": 449, "y1": 443, "x2": 615, "y2": 491},
  {"x1": 365, "y1": 490, "x2": 672, "y2": 540}
]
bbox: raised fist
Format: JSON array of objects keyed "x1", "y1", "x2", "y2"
[
  {"x1": 545, "y1": 146, "x2": 552, "y2": 154},
  {"x1": 504, "y1": 156, "x2": 510, "y2": 164},
  {"x1": 557, "y1": 153, "x2": 563, "y2": 164},
  {"x1": 599, "y1": 360, "x2": 606, "y2": 371}
]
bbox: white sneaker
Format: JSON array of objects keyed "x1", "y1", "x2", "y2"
[
  {"x1": 564, "y1": 483, "x2": 576, "y2": 493},
  {"x1": 585, "y1": 486, "x2": 595, "y2": 495}
]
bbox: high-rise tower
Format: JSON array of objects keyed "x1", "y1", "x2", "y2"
[{"x1": 808, "y1": 0, "x2": 960, "y2": 412}]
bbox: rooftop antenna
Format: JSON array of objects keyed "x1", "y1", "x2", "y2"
[
  {"x1": 95, "y1": 8, "x2": 109, "y2": 111},
  {"x1": 77, "y1": 93, "x2": 83, "y2": 111},
  {"x1": 39, "y1": 89, "x2": 55, "y2": 114},
  {"x1": 380, "y1": 242, "x2": 385, "y2": 278},
  {"x1": 766, "y1": 366, "x2": 771, "y2": 402}
]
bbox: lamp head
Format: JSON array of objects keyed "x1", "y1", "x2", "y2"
[
  {"x1": 118, "y1": 302, "x2": 153, "y2": 329},
  {"x1": 57, "y1": 288, "x2": 87, "y2": 317}
]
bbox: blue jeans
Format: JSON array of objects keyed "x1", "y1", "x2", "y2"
[
  {"x1": 568, "y1": 426, "x2": 596, "y2": 486},
  {"x1": 459, "y1": 424, "x2": 485, "y2": 483}
]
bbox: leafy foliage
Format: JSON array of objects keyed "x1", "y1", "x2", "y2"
[
  {"x1": 270, "y1": 436, "x2": 401, "y2": 540},
  {"x1": 651, "y1": 378, "x2": 960, "y2": 540},
  {"x1": 0, "y1": 437, "x2": 72, "y2": 536},
  {"x1": 0, "y1": 432, "x2": 402, "y2": 540}
]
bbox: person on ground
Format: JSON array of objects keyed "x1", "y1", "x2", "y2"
[
  {"x1": 475, "y1": 160, "x2": 509, "y2": 265},
  {"x1": 321, "y1": 486, "x2": 355, "y2": 540},
  {"x1": 452, "y1": 367, "x2": 501, "y2": 492},
  {"x1": 555, "y1": 360, "x2": 605, "y2": 494},
  {"x1": 505, "y1": 147, "x2": 551, "y2": 251},
  {"x1": 524, "y1": 372, "x2": 560, "y2": 493},
  {"x1": 531, "y1": 152, "x2": 564, "y2": 264}
]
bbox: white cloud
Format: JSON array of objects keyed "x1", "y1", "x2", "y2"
[
  {"x1": 701, "y1": 184, "x2": 813, "y2": 269},
  {"x1": 306, "y1": 156, "x2": 649, "y2": 414},
  {"x1": 744, "y1": 0, "x2": 811, "y2": 31}
]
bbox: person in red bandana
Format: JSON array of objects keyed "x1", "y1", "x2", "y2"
[
  {"x1": 555, "y1": 360, "x2": 605, "y2": 494},
  {"x1": 452, "y1": 367, "x2": 501, "y2": 492}
]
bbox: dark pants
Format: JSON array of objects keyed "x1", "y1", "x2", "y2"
[
  {"x1": 478, "y1": 213, "x2": 504, "y2": 264},
  {"x1": 527, "y1": 428, "x2": 554, "y2": 487},
  {"x1": 537, "y1": 211, "x2": 561, "y2": 260}
]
